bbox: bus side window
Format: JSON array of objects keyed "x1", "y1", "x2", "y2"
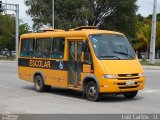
[
  {"x1": 51, "y1": 38, "x2": 65, "y2": 59},
  {"x1": 21, "y1": 40, "x2": 27, "y2": 57},
  {"x1": 21, "y1": 39, "x2": 34, "y2": 57},
  {"x1": 35, "y1": 38, "x2": 52, "y2": 58},
  {"x1": 28, "y1": 39, "x2": 34, "y2": 57}
]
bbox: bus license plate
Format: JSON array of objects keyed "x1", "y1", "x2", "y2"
[{"x1": 126, "y1": 81, "x2": 135, "y2": 86}]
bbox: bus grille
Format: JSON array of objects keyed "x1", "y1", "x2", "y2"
[
  {"x1": 118, "y1": 73, "x2": 139, "y2": 77},
  {"x1": 117, "y1": 73, "x2": 140, "y2": 80},
  {"x1": 118, "y1": 77, "x2": 140, "y2": 80},
  {"x1": 117, "y1": 82, "x2": 139, "y2": 89},
  {"x1": 118, "y1": 86, "x2": 138, "y2": 89},
  {"x1": 116, "y1": 73, "x2": 141, "y2": 89}
]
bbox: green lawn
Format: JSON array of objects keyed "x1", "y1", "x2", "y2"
[
  {"x1": 0, "y1": 56, "x2": 15, "y2": 61},
  {"x1": 140, "y1": 60, "x2": 160, "y2": 66}
]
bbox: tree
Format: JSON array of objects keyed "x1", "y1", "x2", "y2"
[
  {"x1": 134, "y1": 21, "x2": 151, "y2": 59},
  {"x1": 92, "y1": 0, "x2": 138, "y2": 38},
  {"x1": 145, "y1": 13, "x2": 160, "y2": 50},
  {"x1": 134, "y1": 14, "x2": 160, "y2": 59},
  {"x1": 0, "y1": 14, "x2": 30, "y2": 53},
  {"x1": 0, "y1": 14, "x2": 16, "y2": 52},
  {"x1": 133, "y1": 15, "x2": 150, "y2": 51},
  {"x1": 25, "y1": 0, "x2": 89, "y2": 31},
  {"x1": 25, "y1": 0, "x2": 138, "y2": 38},
  {"x1": 156, "y1": 22, "x2": 160, "y2": 49},
  {"x1": 19, "y1": 22, "x2": 31, "y2": 35},
  {"x1": 155, "y1": 21, "x2": 160, "y2": 58},
  {"x1": 146, "y1": 13, "x2": 160, "y2": 21}
]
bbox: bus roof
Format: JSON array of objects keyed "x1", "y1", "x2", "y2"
[{"x1": 20, "y1": 26, "x2": 124, "y2": 39}]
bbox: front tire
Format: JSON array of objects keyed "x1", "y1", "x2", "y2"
[
  {"x1": 34, "y1": 75, "x2": 51, "y2": 92},
  {"x1": 124, "y1": 91, "x2": 138, "y2": 99},
  {"x1": 85, "y1": 81, "x2": 101, "y2": 101}
]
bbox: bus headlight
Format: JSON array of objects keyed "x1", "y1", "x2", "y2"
[
  {"x1": 139, "y1": 73, "x2": 144, "y2": 77},
  {"x1": 102, "y1": 74, "x2": 117, "y2": 79}
]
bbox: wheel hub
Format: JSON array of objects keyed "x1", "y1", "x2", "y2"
[
  {"x1": 35, "y1": 79, "x2": 41, "y2": 90},
  {"x1": 88, "y1": 86, "x2": 96, "y2": 97}
]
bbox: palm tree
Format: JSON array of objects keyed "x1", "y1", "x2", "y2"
[
  {"x1": 135, "y1": 19, "x2": 160, "y2": 60},
  {"x1": 134, "y1": 21, "x2": 151, "y2": 60},
  {"x1": 19, "y1": 22, "x2": 31, "y2": 35}
]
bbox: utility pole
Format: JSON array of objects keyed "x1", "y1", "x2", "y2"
[
  {"x1": 52, "y1": 0, "x2": 54, "y2": 29},
  {"x1": 15, "y1": 4, "x2": 19, "y2": 61},
  {"x1": 149, "y1": 0, "x2": 157, "y2": 64},
  {"x1": 0, "y1": 2, "x2": 19, "y2": 61}
]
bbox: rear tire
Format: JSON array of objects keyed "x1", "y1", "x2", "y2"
[
  {"x1": 124, "y1": 91, "x2": 138, "y2": 99},
  {"x1": 34, "y1": 75, "x2": 51, "y2": 92},
  {"x1": 85, "y1": 81, "x2": 101, "y2": 102}
]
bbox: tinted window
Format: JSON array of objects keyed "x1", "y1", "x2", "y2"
[
  {"x1": 51, "y1": 38, "x2": 65, "y2": 59},
  {"x1": 77, "y1": 41, "x2": 83, "y2": 62},
  {"x1": 21, "y1": 39, "x2": 35, "y2": 57},
  {"x1": 35, "y1": 38, "x2": 52, "y2": 58},
  {"x1": 84, "y1": 44, "x2": 92, "y2": 64}
]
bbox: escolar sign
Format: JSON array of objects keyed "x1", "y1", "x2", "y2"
[{"x1": 29, "y1": 60, "x2": 51, "y2": 69}]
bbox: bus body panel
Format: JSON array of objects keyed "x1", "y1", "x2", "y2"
[
  {"x1": 100, "y1": 59, "x2": 143, "y2": 74},
  {"x1": 19, "y1": 67, "x2": 33, "y2": 82},
  {"x1": 19, "y1": 66, "x2": 68, "y2": 88},
  {"x1": 99, "y1": 78, "x2": 145, "y2": 93}
]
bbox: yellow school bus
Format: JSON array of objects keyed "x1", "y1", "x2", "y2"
[{"x1": 18, "y1": 26, "x2": 145, "y2": 101}]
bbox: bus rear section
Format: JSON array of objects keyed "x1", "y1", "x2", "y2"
[{"x1": 18, "y1": 27, "x2": 145, "y2": 101}]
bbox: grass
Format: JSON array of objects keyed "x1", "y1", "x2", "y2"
[
  {"x1": 0, "y1": 56, "x2": 15, "y2": 61},
  {"x1": 140, "y1": 60, "x2": 160, "y2": 66}
]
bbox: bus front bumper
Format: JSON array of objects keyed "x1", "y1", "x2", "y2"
[{"x1": 99, "y1": 77, "x2": 145, "y2": 93}]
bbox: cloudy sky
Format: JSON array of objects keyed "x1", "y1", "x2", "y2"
[{"x1": 1, "y1": 0, "x2": 160, "y2": 27}]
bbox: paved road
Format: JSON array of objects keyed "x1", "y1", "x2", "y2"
[{"x1": 0, "y1": 62, "x2": 160, "y2": 114}]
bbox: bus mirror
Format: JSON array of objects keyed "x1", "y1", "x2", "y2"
[{"x1": 82, "y1": 41, "x2": 88, "y2": 52}]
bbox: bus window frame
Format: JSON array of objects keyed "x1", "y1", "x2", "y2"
[
  {"x1": 20, "y1": 38, "x2": 35, "y2": 58},
  {"x1": 51, "y1": 37, "x2": 65, "y2": 60},
  {"x1": 35, "y1": 38, "x2": 52, "y2": 59},
  {"x1": 88, "y1": 34, "x2": 136, "y2": 60}
]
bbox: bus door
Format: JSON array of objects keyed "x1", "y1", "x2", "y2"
[{"x1": 68, "y1": 40, "x2": 83, "y2": 87}]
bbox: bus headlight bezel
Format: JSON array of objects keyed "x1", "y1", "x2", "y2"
[{"x1": 102, "y1": 74, "x2": 117, "y2": 79}]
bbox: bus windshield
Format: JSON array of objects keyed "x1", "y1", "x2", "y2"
[{"x1": 89, "y1": 34, "x2": 135, "y2": 60}]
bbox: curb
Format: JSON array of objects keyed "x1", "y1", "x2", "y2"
[{"x1": 0, "y1": 60, "x2": 16, "y2": 63}]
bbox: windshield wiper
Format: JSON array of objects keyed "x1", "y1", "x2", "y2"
[
  {"x1": 98, "y1": 55, "x2": 121, "y2": 60},
  {"x1": 113, "y1": 51, "x2": 134, "y2": 59}
]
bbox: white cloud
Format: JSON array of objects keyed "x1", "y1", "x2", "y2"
[{"x1": 137, "y1": 0, "x2": 160, "y2": 17}]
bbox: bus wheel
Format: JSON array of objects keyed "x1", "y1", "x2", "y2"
[
  {"x1": 85, "y1": 81, "x2": 101, "y2": 102},
  {"x1": 34, "y1": 75, "x2": 51, "y2": 92},
  {"x1": 124, "y1": 91, "x2": 138, "y2": 99}
]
